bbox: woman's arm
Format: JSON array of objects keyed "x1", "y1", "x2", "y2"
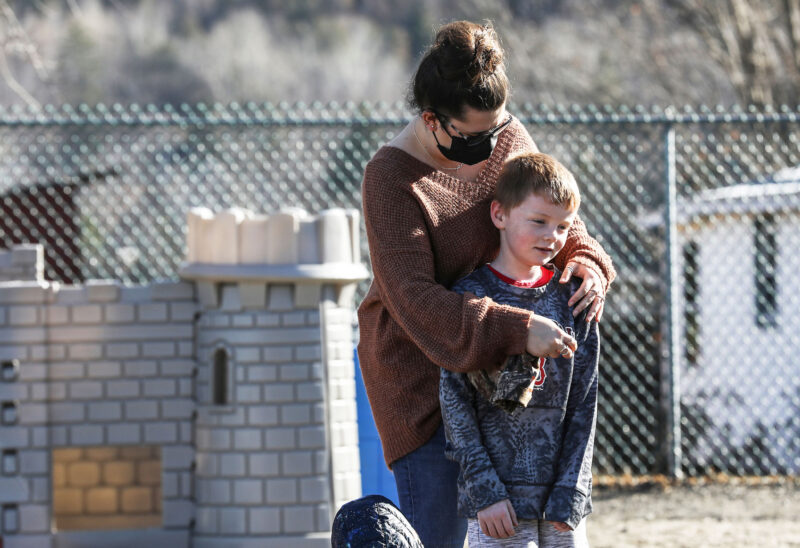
[
  {"x1": 520, "y1": 122, "x2": 615, "y2": 321},
  {"x1": 553, "y1": 217, "x2": 616, "y2": 321},
  {"x1": 555, "y1": 216, "x2": 616, "y2": 292},
  {"x1": 362, "y1": 162, "x2": 533, "y2": 373}
]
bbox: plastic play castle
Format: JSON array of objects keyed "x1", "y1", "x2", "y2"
[{"x1": 0, "y1": 206, "x2": 368, "y2": 548}]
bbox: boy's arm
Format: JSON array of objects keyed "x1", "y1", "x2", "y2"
[
  {"x1": 544, "y1": 318, "x2": 599, "y2": 530},
  {"x1": 439, "y1": 367, "x2": 509, "y2": 513}
]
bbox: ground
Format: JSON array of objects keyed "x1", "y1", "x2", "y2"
[{"x1": 587, "y1": 477, "x2": 800, "y2": 547}]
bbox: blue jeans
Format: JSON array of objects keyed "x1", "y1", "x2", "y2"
[{"x1": 392, "y1": 423, "x2": 467, "y2": 547}]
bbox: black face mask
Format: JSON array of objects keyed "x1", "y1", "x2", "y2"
[{"x1": 432, "y1": 113, "x2": 512, "y2": 166}]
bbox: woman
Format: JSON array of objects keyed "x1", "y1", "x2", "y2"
[{"x1": 357, "y1": 20, "x2": 615, "y2": 547}]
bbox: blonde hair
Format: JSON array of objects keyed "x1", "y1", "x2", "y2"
[{"x1": 495, "y1": 152, "x2": 580, "y2": 211}]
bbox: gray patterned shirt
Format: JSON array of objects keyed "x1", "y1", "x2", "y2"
[{"x1": 439, "y1": 264, "x2": 599, "y2": 530}]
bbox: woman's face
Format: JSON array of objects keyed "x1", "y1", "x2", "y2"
[
  {"x1": 422, "y1": 104, "x2": 511, "y2": 166},
  {"x1": 433, "y1": 105, "x2": 510, "y2": 149}
]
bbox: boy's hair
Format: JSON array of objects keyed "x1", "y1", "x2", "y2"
[{"x1": 495, "y1": 152, "x2": 580, "y2": 212}]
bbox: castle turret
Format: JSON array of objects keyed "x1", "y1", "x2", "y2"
[{"x1": 181, "y1": 206, "x2": 368, "y2": 547}]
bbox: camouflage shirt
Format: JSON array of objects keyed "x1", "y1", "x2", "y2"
[{"x1": 439, "y1": 264, "x2": 599, "y2": 529}]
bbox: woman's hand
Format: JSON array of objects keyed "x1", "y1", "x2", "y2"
[
  {"x1": 560, "y1": 262, "x2": 606, "y2": 322},
  {"x1": 527, "y1": 315, "x2": 577, "y2": 359},
  {"x1": 477, "y1": 499, "x2": 518, "y2": 539},
  {"x1": 549, "y1": 521, "x2": 573, "y2": 532}
]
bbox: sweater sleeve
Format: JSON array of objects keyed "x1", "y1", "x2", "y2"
[
  {"x1": 362, "y1": 162, "x2": 532, "y2": 373},
  {"x1": 553, "y1": 216, "x2": 617, "y2": 292},
  {"x1": 519, "y1": 121, "x2": 616, "y2": 291},
  {"x1": 543, "y1": 317, "x2": 599, "y2": 530}
]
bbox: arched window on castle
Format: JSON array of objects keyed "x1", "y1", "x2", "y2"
[{"x1": 213, "y1": 348, "x2": 229, "y2": 405}]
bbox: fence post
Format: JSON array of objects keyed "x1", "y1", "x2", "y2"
[{"x1": 661, "y1": 120, "x2": 683, "y2": 479}]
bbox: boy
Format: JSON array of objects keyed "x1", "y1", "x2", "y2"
[{"x1": 439, "y1": 152, "x2": 598, "y2": 547}]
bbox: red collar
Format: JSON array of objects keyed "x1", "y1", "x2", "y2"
[{"x1": 487, "y1": 264, "x2": 554, "y2": 288}]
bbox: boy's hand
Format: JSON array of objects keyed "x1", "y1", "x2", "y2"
[
  {"x1": 477, "y1": 499, "x2": 518, "y2": 539},
  {"x1": 549, "y1": 521, "x2": 572, "y2": 532}
]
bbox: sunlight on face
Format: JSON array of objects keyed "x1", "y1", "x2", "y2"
[
  {"x1": 491, "y1": 193, "x2": 577, "y2": 280},
  {"x1": 446, "y1": 105, "x2": 509, "y2": 136}
]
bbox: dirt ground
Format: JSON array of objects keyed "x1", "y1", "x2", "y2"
[{"x1": 587, "y1": 478, "x2": 800, "y2": 547}]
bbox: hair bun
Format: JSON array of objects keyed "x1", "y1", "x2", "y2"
[
  {"x1": 408, "y1": 20, "x2": 509, "y2": 117},
  {"x1": 471, "y1": 25, "x2": 503, "y2": 76},
  {"x1": 432, "y1": 21, "x2": 504, "y2": 85}
]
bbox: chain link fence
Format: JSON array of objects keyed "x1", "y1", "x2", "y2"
[{"x1": 1, "y1": 102, "x2": 798, "y2": 477}]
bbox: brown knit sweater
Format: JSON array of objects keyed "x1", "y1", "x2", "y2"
[{"x1": 357, "y1": 118, "x2": 616, "y2": 467}]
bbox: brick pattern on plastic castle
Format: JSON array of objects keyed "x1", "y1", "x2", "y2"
[{"x1": 0, "y1": 207, "x2": 368, "y2": 548}]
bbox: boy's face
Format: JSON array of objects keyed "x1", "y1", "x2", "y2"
[{"x1": 490, "y1": 193, "x2": 577, "y2": 270}]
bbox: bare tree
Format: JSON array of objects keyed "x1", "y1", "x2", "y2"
[
  {"x1": 668, "y1": 0, "x2": 800, "y2": 105},
  {"x1": 0, "y1": 0, "x2": 49, "y2": 107}
]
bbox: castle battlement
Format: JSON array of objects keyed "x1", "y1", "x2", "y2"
[
  {"x1": 0, "y1": 244, "x2": 44, "y2": 283},
  {"x1": 180, "y1": 207, "x2": 369, "y2": 312},
  {"x1": 186, "y1": 207, "x2": 361, "y2": 266}
]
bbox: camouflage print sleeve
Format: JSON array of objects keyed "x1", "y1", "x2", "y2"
[
  {"x1": 439, "y1": 367, "x2": 509, "y2": 514},
  {"x1": 543, "y1": 318, "x2": 599, "y2": 529}
]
